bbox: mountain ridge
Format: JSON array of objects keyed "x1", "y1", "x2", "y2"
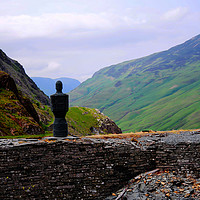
[
  {"x1": 70, "y1": 34, "x2": 200, "y2": 132},
  {"x1": 0, "y1": 49, "x2": 49, "y2": 105}
]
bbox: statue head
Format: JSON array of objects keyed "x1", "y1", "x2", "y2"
[{"x1": 56, "y1": 80, "x2": 63, "y2": 93}]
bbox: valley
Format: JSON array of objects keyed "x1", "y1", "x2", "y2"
[
  {"x1": 1, "y1": 34, "x2": 200, "y2": 135},
  {"x1": 0, "y1": 50, "x2": 121, "y2": 136},
  {"x1": 70, "y1": 34, "x2": 200, "y2": 132}
]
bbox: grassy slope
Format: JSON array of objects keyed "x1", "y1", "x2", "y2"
[
  {"x1": 0, "y1": 89, "x2": 43, "y2": 136},
  {"x1": 0, "y1": 72, "x2": 115, "y2": 137},
  {"x1": 32, "y1": 104, "x2": 115, "y2": 136},
  {"x1": 0, "y1": 50, "x2": 115, "y2": 136},
  {"x1": 66, "y1": 107, "x2": 107, "y2": 136},
  {"x1": 70, "y1": 35, "x2": 200, "y2": 132},
  {"x1": 0, "y1": 87, "x2": 112, "y2": 137}
]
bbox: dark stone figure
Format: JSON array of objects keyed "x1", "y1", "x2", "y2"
[{"x1": 50, "y1": 81, "x2": 69, "y2": 137}]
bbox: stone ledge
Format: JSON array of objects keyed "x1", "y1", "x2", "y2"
[{"x1": 0, "y1": 131, "x2": 199, "y2": 199}]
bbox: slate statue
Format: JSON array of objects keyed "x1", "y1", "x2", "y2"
[{"x1": 50, "y1": 81, "x2": 69, "y2": 137}]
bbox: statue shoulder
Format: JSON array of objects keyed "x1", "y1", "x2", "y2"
[{"x1": 50, "y1": 93, "x2": 68, "y2": 97}]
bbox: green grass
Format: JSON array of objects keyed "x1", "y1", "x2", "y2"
[
  {"x1": 66, "y1": 107, "x2": 107, "y2": 136},
  {"x1": 0, "y1": 106, "x2": 112, "y2": 138},
  {"x1": 70, "y1": 34, "x2": 200, "y2": 132},
  {"x1": 33, "y1": 101, "x2": 53, "y2": 129},
  {"x1": 0, "y1": 132, "x2": 53, "y2": 139},
  {"x1": 0, "y1": 88, "x2": 113, "y2": 137},
  {"x1": 0, "y1": 89, "x2": 44, "y2": 136}
]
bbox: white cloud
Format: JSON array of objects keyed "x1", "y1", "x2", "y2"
[
  {"x1": 45, "y1": 61, "x2": 60, "y2": 71},
  {"x1": 27, "y1": 61, "x2": 61, "y2": 77},
  {"x1": 0, "y1": 12, "x2": 147, "y2": 41},
  {"x1": 162, "y1": 7, "x2": 188, "y2": 21},
  {"x1": 0, "y1": 1, "x2": 200, "y2": 82}
]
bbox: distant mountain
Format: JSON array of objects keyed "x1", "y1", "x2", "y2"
[
  {"x1": 0, "y1": 49, "x2": 49, "y2": 105},
  {"x1": 70, "y1": 34, "x2": 200, "y2": 132},
  {"x1": 31, "y1": 77, "x2": 81, "y2": 97}
]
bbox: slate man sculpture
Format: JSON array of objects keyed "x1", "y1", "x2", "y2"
[{"x1": 50, "y1": 81, "x2": 69, "y2": 137}]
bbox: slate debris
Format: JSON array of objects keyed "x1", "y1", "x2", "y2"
[
  {"x1": 105, "y1": 170, "x2": 200, "y2": 200},
  {"x1": 129, "y1": 131, "x2": 200, "y2": 152}
]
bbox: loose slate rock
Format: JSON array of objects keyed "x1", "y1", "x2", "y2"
[{"x1": 106, "y1": 170, "x2": 200, "y2": 200}]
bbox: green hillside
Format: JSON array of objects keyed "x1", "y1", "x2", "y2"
[
  {"x1": 70, "y1": 34, "x2": 200, "y2": 132},
  {"x1": 0, "y1": 71, "x2": 46, "y2": 136},
  {"x1": 0, "y1": 70, "x2": 121, "y2": 137},
  {"x1": 66, "y1": 107, "x2": 121, "y2": 136},
  {"x1": 0, "y1": 48, "x2": 122, "y2": 137}
]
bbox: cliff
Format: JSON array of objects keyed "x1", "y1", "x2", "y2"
[
  {"x1": 0, "y1": 71, "x2": 44, "y2": 136},
  {"x1": 0, "y1": 49, "x2": 49, "y2": 105}
]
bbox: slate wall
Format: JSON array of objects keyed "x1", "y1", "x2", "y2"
[
  {"x1": 0, "y1": 139, "x2": 154, "y2": 200},
  {"x1": 0, "y1": 138, "x2": 199, "y2": 200},
  {"x1": 155, "y1": 142, "x2": 200, "y2": 177}
]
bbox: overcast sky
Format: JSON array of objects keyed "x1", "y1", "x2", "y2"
[{"x1": 0, "y1": 0, "x2": 200, "y2": 82}]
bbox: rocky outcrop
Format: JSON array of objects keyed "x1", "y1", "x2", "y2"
[
  {"x1": 0, "y1": 49, "x2": 49, "y2": 105},
  {"x1": 20, "y1": 97, "x2": 39, "y2": 123},
  {"x1": 90, "y1": 109, "x2": 122, "y2": 134},
  {"x1": 0, "y1": 71, "x2": 44, "y2": 136},
  {"x1": 0, "y1": 70, "x2": 18, "y2": 96},
  {"x1": 106, "y1": 170, "x2": 200, "y2": 200},
  {"x1": 99, "y1": 117, "x2": 122, "y2": 134},
  {"x1": 0, "y1": 71, "x2": 39, "y2": 123}
]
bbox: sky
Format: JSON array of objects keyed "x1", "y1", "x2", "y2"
[{"x1": 0, "y1": 0, "x2": 200, "y2": 82}]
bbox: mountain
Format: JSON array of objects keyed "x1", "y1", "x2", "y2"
[
  {"x1": 70, "y1": 34, "x2": 200, "y2": 132},
  {"x1": 0, "y1": 49, "x2": 52, "y2": 136},
  {"x1": 0, "y1": 49, "x2": 49, "y2": 105},
  {"x1": 31, "y1": 77, "x2": 80, "y2": 97},
  {"x1": 0, "y1": 71, "x2": 45, "y2": 136},
  {"x1": 0, "y1": 70, "x2": 121, "y2": 136},
  {"x1": 0, "y1": 50, "x2": 121, "y2": 136}
]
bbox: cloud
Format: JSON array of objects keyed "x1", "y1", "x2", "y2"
[
  {"x1": 1, "y1": 1, "x2": 200, "y2": 82},
  {"x1": 27, "y1": 61, "x2": 61, "y2": 77},
  {"x1": 162, "y1": 7, "x2": 188, "y2": 21},
  {"x1": 45, "y1": 61, "x2": 60, "y2": 72},
  {"x1": 0, "y1": 12, "x2": 147, "y2": 41}
]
